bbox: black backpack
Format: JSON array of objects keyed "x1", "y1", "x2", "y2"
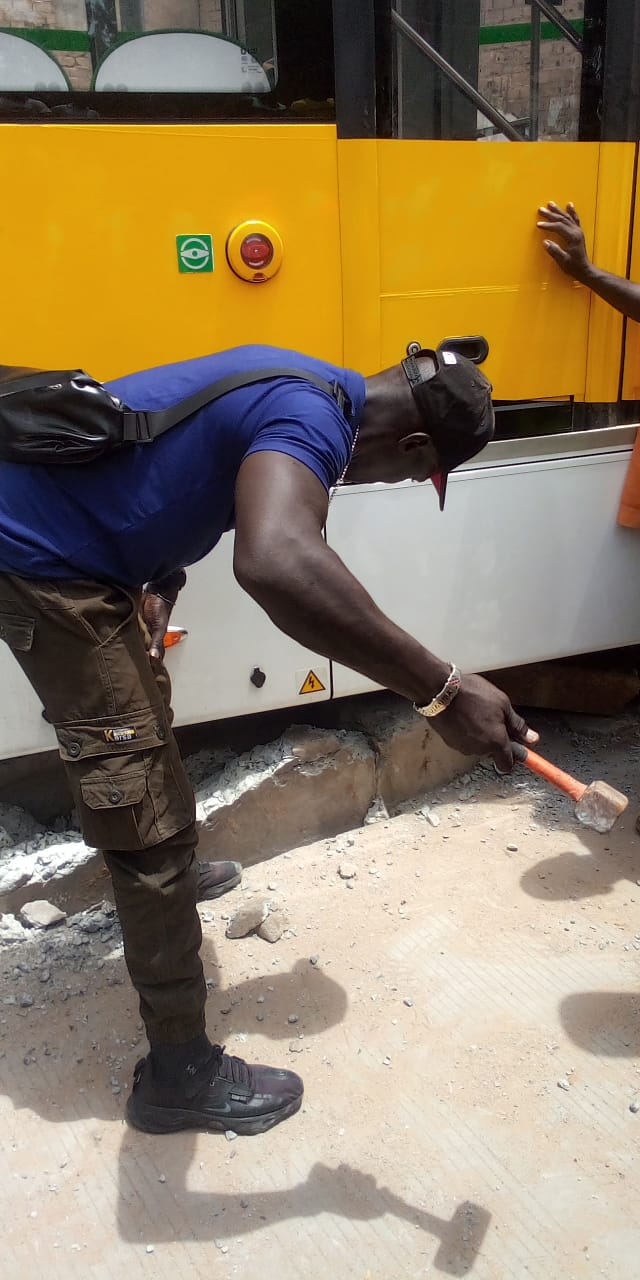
[{"x1": 0, "y1": 363, "x2": 352, "y2": 465}]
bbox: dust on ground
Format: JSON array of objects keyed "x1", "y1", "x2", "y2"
[{"x1": 1, "y1": 711, "x2": 639, "y2": 1279}]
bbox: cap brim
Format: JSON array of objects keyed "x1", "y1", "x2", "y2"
[{"x1": 430, "y1": 470, "x2": 448, "y2": 511}]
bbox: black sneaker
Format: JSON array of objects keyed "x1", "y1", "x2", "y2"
[
  {"x1": 196, "y1": 860, "x2": 242, "y2": 901},
  {"x1": 126, "y1": 1045, "x2": 303, "y2": 1136}
]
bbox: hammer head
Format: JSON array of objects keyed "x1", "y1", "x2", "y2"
[{"x1": 575, "y1": 780, "x2": 628, "y2": 833}]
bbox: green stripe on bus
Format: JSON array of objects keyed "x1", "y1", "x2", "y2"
[
  {"x1": 1, "y1": 17, "x2": 584, "y2": 55},
  {"x1": 0, "y1": 27, "x2": 90, "y2": 51},
  {"x1": 480, "y1": 19, "x2": 584, "y2": 45}
]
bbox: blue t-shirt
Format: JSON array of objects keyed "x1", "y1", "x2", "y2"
[{"x1": 0, "y1": 346, "x2": 365, "y2": 586}]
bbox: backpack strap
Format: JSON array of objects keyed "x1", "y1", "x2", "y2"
[{"x1": 121, "y1": 367, "x2": 353, "y2": 445}]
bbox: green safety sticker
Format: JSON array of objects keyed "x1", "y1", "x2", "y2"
[{"x1": 176, "y1": 234, "x2": 214, "y2": 274}]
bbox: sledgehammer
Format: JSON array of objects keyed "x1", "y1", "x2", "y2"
[{"x1": 510, "y1": 742, "x2": 628, "y2": 833}]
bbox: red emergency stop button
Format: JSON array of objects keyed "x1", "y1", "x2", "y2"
[{"x1": 226, "y1": 220, "x2": 283, "y2": 283}]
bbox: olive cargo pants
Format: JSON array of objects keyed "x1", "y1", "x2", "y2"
[{"x1": 0, "y1": 573, "x2": 206, "y2": 1045}]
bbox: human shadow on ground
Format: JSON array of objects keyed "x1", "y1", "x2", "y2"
[
  {"x1": 0, "y1": 933, "x2": 347, "y2": 1124},
  {"x1": 558, "y1": 991, "x2": 640, "y2": 1057},
  {"x1": 1, "y1": 929, "x2": 492, "y2": 1277},
  {"x1": 116, "y1": 1139, "x2": 491, "y2": 1278}
]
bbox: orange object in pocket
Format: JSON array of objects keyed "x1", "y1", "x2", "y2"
[{"x1": 164, "y1": 626, "x2": 188, "y2": 649}]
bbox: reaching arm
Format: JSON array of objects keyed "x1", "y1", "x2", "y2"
[
  {"x1": 537, "y1": 201, "x2": 640, "y2": 322},
  {"x1": 233, "y1": 451, "x2": 536, "y2": 769}
]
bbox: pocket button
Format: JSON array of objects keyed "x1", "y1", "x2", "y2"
[
  {"x1": 68, "y1": 741, "x2": 81, "y2": 758},
  {"x1": 109, "y1": 788, "x2": 124, "y2": 805}
]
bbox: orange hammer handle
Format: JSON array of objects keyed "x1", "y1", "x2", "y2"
[{"x1": 511, "y1": 742, "x2": 587, "y2": 802}]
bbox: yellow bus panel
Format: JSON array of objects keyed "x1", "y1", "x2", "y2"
[
  {"x1": 0, "y1": 123, "x2": 342, "y2": 380},
  {"x1": 338, "y1": 139, "x2": 634, "y2": 402}
]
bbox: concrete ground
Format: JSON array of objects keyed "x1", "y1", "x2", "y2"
[{"x1": 1, "y1": 712, "x2": 639, "y2": 1279}]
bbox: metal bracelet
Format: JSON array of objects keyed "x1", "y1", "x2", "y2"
[{"x1": 413, "y1": 664, "x2": 462, "y2": 718}]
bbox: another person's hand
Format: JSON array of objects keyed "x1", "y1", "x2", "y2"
[
  {"x1": 537, "y1": 201, "x2": 591, "y2": 280},
  {"x1": 429, "y1": 672, "x2": 539, "y2": 772}
]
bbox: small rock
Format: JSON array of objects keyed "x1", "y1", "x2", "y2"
[
  {"x1": 19, "y1": 900, "x2": 67, "y2": 930},
  {"x1": 630, "y1": 1098, "x2": 640, "y2": 1114},
  {"x1": 146, "y1": 1245, "x2": 154, "y2": 1254},
  {"x1": 365, "y1": 796, "x2": 389, "y2": 825},
  {"x1": 309, "y1": 955, "x2": 319, "y2": 966},
  {"x1": 225, "y1": 900, "x2": 269, "y2": 939},
  {"x1": 225, "y1": 1130, "x2": 237, "y2": 1142},
  {"x1": 19, "y1": 995, "x2": 34, "y2": 1008},
  {"x1": 338, "y1": 862, "x2": 357, "y2": 880},
  {"x1": 288, "y1": 1041, "x2": 304, "y2": 1053},
  {"x1": 403, "y1": 998, "x2": 414, "y2": 1008},
  {"x1": 557, "y1": 1078, "x2": 571, "y2": 1091},
  {"x1": 288, "y1": 1014, "x2": 299, "y2": 1024},
  {"x1": 158, "y1": 1174, "x2": 166, "y2": 1183},
  {"x1": 506, "y1": 843, "x2": 518, "y2": 853},
  {"x1": 257, "y1": 910, "x2": 289, "y2": 944}
]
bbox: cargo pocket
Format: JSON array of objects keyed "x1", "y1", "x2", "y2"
[
  {"x1": 0, "y1": 611, "x2": 35, "y2": 652},
  {"x1": 55, "y1": 705, "x2": 195, "y2": 851}
]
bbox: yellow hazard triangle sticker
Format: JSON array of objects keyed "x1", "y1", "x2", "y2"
[{"x1": 299, "y1": 670, "x2": 326, "y2": 695}]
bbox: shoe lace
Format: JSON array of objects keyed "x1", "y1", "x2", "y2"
[{"x1": 211, "y1": 1043, "x2": 253, "y2": 1089}]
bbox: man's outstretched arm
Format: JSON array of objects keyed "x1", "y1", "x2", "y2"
[
  {"x1": 233, "y1": 450, "x2": 536, "y2": 771},
  {"x1": 537, "y1": 201, "x2": 640, "y2": 322}
]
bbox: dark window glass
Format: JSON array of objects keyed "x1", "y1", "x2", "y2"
[{"x1": 0, "y1": 0, "x2": 335, "y2": 121}]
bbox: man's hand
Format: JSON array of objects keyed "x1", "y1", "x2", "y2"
[
  {"x1": 140, "y1": 590, "x2": 174, "y2": 661},
  {"x1": 537, "y1": 201, "x2": 591, "y2": 281},
  {"x1": 429, "y1": 672, "x2": 538, "y2": 771},
  {"x1": 140, "y1": 569, "x2": 186, "y2": 660}
]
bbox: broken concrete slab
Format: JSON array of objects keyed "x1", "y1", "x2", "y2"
[
  {"x1": 197, "y1": 726, "x2": 376, "y2": 868},
  {"x1": 1, "y1": 693, "x2": 477, "y2": 912},
  {"x1": 19, "y1": 899, "x2": 67, "y2": 929},
  {"x1": 333, "y1": 694, "x2": 476, "y2": 809}
]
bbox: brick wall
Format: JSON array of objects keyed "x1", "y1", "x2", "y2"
[
  {"x1": 0, "y1": 0, "x2": 223, "y2": 88},
  {"x1": 478, "y1": 1, "x2": 585, "y2": 139}
]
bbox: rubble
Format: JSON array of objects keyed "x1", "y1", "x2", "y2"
[
  {"x1": 257, "y1": 910, "x2": 290, "y2": 944},
  {"x1": 364, "y1": 796, "x2": 389, "y2": 825},
  {"x1": 338, "y1": 862, "x2": 357, "y2": 879},
  {"x1": 225, "y1": 900, "x2": 269, "y2": 938},
  {"x1": 19, "y1": 900, "x2": 67, "y2": 929}
]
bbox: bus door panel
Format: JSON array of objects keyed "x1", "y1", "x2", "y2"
[{"x1": 338, "y1": 138, "x2": 634, "y2": 405}]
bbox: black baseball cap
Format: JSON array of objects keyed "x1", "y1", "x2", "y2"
[{"x1": 401, "y1": 343, "x2": 495, "y2": 509}]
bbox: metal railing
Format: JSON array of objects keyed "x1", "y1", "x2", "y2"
[{"x1": 391, "y1": 2, "x2": 584, "y2": 142}]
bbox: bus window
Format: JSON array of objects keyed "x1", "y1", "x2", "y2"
[
  {"x1": 0, "y1": 0, "x2": 335, "y2": 119},
  {"x1": 391, "y1": 1, "x2": 587, "y2": 142}
]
